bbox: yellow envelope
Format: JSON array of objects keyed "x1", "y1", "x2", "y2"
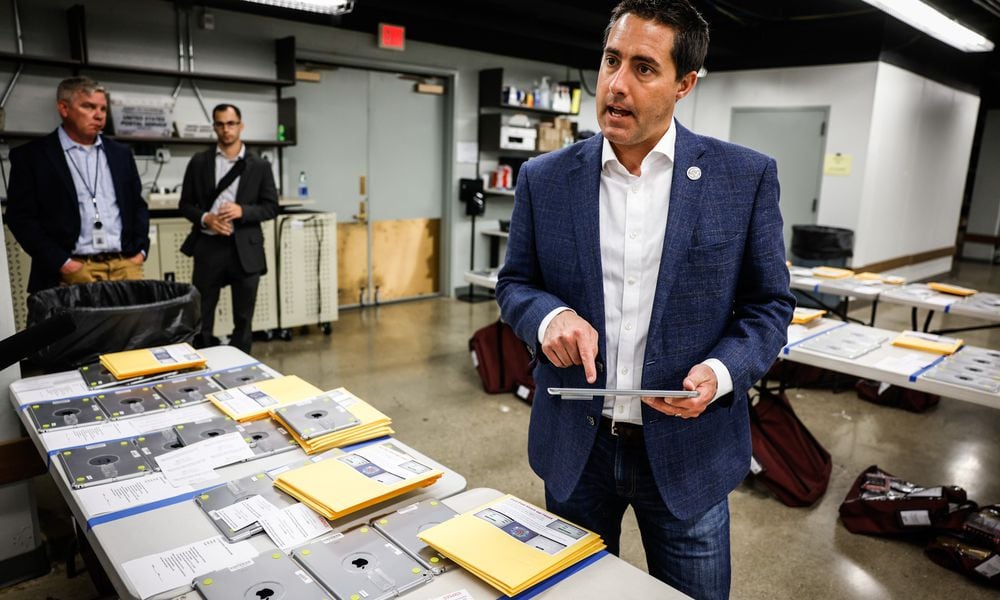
[
  {"x1": 418, "y1": 494, "x2": 605, "y2": 596},
  {"x1": 791, "y1": 308, "x2": 825, "y2": 325},
  {"x1": 854, "y1": 272, "x2": 882, "y2": 281},
  {"x1": 928, "y1": 282, "x2": 977, "y2": 297},
  {"x1": 273, "y1": 440, "x2": 442, "y2": 520},
  {"x1": 812, "y1": 266, "x2": 854, "y2": 279},
  {"x1": 891, "y1": 331, "x2": 964, "y2": 355},
  {"x1": 207, "y1": 375, "x2": 322, "y2": 422},
  {"x1": 270, "y1": 388, "x2": 393, "y2": 453},
  {"x1": 99, "y1": 343, "x2": 205, "y2": 380}
]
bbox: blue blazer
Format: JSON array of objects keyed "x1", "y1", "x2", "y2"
[
  {"x1": 496, "y1": 122, "x2": 794, "y2": 520},
  {"x1": 6, "y1": 130, "x2": 149, "y2": 293}
]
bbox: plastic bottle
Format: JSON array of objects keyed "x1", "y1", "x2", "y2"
[
  {"x1": 540, "y1": 76, "x2": 554, "y2": 110},
  {"x1": 297, "y1": 171, "x2": 309, "y2": 198}
]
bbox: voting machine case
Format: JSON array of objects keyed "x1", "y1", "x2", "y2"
[
  {"x1": 194, "y1": 550, "x2": 332, "y2": 599},
  {"x1": 371, "y1": 500, "x2": 459, "y2": 574},
  {"x1": 292, "y1": 526, "x2": 432, "y2": 600}
]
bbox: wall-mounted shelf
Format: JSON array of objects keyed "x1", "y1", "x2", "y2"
[
  {"x1": 478, "y1": 68, "x2": 579, "y2": 116},
  {"x1": 0, "y1": 130, "x2": 293, "y2": 147}
]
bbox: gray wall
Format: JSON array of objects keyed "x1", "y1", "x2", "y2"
[{"x1": 0, "y1": 0, "x2": 600, "y2": 295}]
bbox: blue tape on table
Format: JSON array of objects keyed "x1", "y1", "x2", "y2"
[
  {"x1": 782, "y1": 322, "x2": 848, "y2": 355},
  {"x1": 18, "y1": 361, "x2": 263, "y2": 409},
  {"x1": 498, "y1": 550, "x2": 609, "y2": 600},
  {"x1": 86, "y1": 484, "x2": 219, "y2": 530},
  {"x1": 908, "y1": 347, "x2": 962, "y2": 382}
]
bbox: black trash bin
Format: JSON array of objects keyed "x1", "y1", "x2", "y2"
[
  {"x1": 26, "y1": 280, "x2": 201, "y2": 371},
  {"x1": 790, "y1": 225, "x2": 854, "y2": 310}
]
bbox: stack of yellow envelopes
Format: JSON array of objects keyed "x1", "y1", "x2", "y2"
[
  {"x1": 269, "y1": 387, "x2": 394, "y2": 454},
  {"x1": 854, "y1": 272, "x2": 882, "y2": 281},
  {"x1": 812, "y1": 266, "x2": 854, "y2": 279},
  {"x1": 207, "y1": 375, "x2": 322, "y2": 422},
  {"x1": 100, "y1": 343, "x2": 205, "y2": 380},
  {"x1": 892, "y1": 331, "x2": 964, "y2": 355},
  {"x1": 928, "y1": 282, "x2": 977, "y2": 297},
  {"x1": 272, "y1": 440, "x2": 442, "y2": 520},
  {"x1": 418, "y1": 494, "x2": 605, "y2": 597},
  {"x1": 791, "y1": 307, "x2": 826, "y2": 325}
]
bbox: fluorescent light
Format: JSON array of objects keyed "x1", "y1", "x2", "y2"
[
  {"x1": 862, "y1": 0, "x2": 994, "y2": 52},
  {"x1": 238, "y1": 0, "x2": 355, "y2": 15}
]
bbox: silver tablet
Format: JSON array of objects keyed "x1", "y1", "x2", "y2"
[{"x1": 548, "y1": 388, "x2": 701, "y2": 399}]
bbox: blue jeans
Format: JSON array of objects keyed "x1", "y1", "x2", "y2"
[{"x1": 544, "y1": 423, "x2": 731, "y2": 600}]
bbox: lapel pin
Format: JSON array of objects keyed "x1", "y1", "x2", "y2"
[{"x1": 686, "y1": 166, "x2": 702, "y2": 181}]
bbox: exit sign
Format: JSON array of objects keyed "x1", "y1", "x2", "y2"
[{"x1": 379, "y1": 23, "x2": 405, "y2": 51}]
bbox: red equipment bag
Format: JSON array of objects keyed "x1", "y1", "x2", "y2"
[
  {"x1": 748, "y1": 390, "x2": 832, "y2": 507},
  {"x1": 924, "y1": 505, "x2": 1000, "y2": 587},
  {"x1": 469, "y1": 320, "x2": 533, "y2": 394},
  {"x1": 839, "y1": 465, "x2": 969, "y2": 536},
  {"x1": 855, "y1": 379, "x2": 940, "y2": 413}
]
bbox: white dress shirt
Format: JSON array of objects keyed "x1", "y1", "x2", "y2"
[
  {"x1": 59, "y1": 126, "x2": 122, "y2": 254},
  {"x1": 201, "y1": 143, "x2": 245, "y2": 234},
  {"x1": 538, "y1": 121, "x2": 733, "y2": 424}
]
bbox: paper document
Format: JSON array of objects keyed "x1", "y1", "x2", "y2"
[
  {"x1": 75, "y1": 473, "x2": 196, "y2": 519},
  {"x1": 156, "y1": 432, "x2": 254, "y2": 487},
  {"x1": 11, "y1": 371, "x2": 90, "y2": 406},
  {"x1": 40, "y1": 421, "x2": 141, "y2": 453},
  {"x1": 426, "y1": 590, "x2": 475, "y2": 600},
  {"x1": 258, "y1": 503, "x2": 333, "y2": 551},
  {"x1": 215, "y1": 494, "x2": 279, "y2": 532},
  {"x1": 873, "y1": 355, "x2": 937, "y2": 376},
  {"x1": 121, "y1": 535, "x2": 257, "y2": 599}
]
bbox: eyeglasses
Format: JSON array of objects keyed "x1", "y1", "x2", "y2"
[{"x1": 213, "y1": 120, "x2": 241, "y2": 129}]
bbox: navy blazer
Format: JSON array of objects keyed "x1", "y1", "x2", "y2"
[
  {"x1": 178, "y1": 149, "x2": 278, "y2": 275},
  {"x1": 496, "y1": 122, "x2": 795, "y2": 520},
  {"x1": 6, "y1": 130, "x2": 149, "y2": 293}
]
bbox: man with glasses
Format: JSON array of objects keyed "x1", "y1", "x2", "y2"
[
  {"x1": 6, "y1": 76, "x2": 148, "y2": 293},
  {"x1": 179, "y1": 103, "x2": 278, "y2": 353}
]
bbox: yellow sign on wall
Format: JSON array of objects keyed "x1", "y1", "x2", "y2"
[{"x1": 824, "y1": 153, "x2": 853, "y2": 176}]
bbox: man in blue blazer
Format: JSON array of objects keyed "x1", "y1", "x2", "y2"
[
  {"x1": 496, "y1": 2, "x2": 793, "y2": 598},
  {"x1": 7, "y1": 77, "x2": 148, "y2": 294}
]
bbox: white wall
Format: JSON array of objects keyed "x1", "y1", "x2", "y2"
[
  {"x1": 964, "y1": 109, "x2": 1000, "y2": 261},
  {"x1": 856, "y1": 62, "x2": 979, "y2": 268},
  {"x1": 681, "y1": 61, "x2": 978, "y2": 273},
  {"x1": 0, "y1": 0, "x2": 601, "y2": 296}
]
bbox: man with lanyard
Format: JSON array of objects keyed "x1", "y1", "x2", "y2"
[
  {"x1": 496, "y1": 1, "x2": 793, "y2": 598},
  {"x1": 179, "y1": 103, "x2": 278, "y2": 354},
  {"x1": 6, "y1": 77, "x2": 148, "y2": 293}
]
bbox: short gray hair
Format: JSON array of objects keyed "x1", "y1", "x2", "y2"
[{"x1": 57, "y1": 76, "x2": 106, "y2": 103}]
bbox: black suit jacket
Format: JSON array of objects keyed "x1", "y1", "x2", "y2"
[
  {"x1": 178, "y1": 148, "x2": 278, "y2": 275},
  {"x1": 5, "y1": 129, "x2": 149, "y2": 293}
]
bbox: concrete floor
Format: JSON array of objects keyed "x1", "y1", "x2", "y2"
[{"x1": 3, "y1": 260, "x2": 1000, "y2": 599}]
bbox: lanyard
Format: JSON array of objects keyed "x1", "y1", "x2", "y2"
[{"x1": 65, "y1": 145, "x2": 104, "y2": 229}]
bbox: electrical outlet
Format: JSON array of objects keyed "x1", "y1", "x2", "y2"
[{"x1": 154, "y1": 148, "x2": 171, "y2": 164}]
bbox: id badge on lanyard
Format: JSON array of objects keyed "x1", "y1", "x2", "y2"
[{"x1": 90, "y1": 197, "x2": 108, "y2": 251}]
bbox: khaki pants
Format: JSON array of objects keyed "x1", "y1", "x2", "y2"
[{"x1": 60, "y1": 256, "x2": 144, "y2": 286}]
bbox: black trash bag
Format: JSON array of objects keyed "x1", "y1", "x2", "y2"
[
  {"x1": 26, "y1": 280, "x2": 201, "y2": 371},
  {"x1": 791, "y1": 225, "x2": 854, "y2": 261}
]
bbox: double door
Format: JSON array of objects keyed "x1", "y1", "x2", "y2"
[{"x1": 286, "y1": 66, "x2": 446, "y2": 308}]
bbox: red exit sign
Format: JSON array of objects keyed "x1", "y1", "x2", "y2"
[{"x1": 379, "y1": 23, "x2": 405, "y2": 51}]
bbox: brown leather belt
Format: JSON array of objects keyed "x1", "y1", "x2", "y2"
[
  {"x1": 599, "y1": 417, "x2": 644, "y2": 445},
  {"x1": 73, "y1": 252, "x2": 126, "y2": 262}
]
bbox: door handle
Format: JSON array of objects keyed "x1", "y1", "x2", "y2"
[
  {"x1": 353, "y1": 200, "x2": 368, "y2": 224},
  {"x1": 811, "y1": 198, "x2": 817, "y2": 213},
  {"x1": 359, "y1": 175, "x2": 366, "y2": 196}
]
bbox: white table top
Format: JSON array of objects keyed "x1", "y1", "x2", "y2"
[
  {"x1": 789, "y1": 273, "x2": 889, "y2": 301},
  {"x1": 781, "y1": 319, "x2": 1000, "y2": 410}
]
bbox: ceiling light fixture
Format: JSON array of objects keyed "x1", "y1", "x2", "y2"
[
  {"x1": 238, "y1": 0, "x2": 355, "y2": 16},
  {"x1": 861, "y1": 0, "x2": 994, "y2": 52}
]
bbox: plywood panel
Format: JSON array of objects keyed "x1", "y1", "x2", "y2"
[
  {"x1": 372, "y1": 218, "x2": 440, "y2": 302},
  {"x1": 338, "y1": 222, "x2": 368, "y2": 307}
]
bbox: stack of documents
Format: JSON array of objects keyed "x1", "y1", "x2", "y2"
[
  {"x1": 928, "y1": 282, "x2": 978, "y2": 296},
  {"x1": 206, "y1": 375, "x2": 322, "y2": 422},
  {"x1": 100, "y1": 343, "x2": 205, "y2": 380},
  {"x1": 418, "y1": 494, "x2": 605, "y2": 596},
  {"x1": 272, "y1": 440, "x2": 442, "y2": 520},
  {"x1": 269, "y1": 388, "x2": 394, "y2": 454},
  {"x1": 812, "y1": 266, "x2": 854, "y2": 279},
  {"x1": 892, "y1": 331, "x2": 965, "y2": 355},
  {"x1": 791, "y1": 307, "x2": 826, "y2": 325}
]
